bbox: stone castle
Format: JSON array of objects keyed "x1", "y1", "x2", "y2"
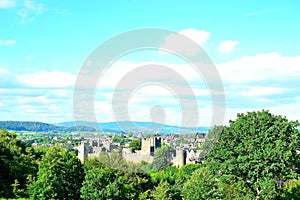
[{"x1": 77, "y1": 136, "x2": 200, "y2": 167}]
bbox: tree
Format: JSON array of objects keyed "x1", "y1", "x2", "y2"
[
  {"x1": 151, "y1": 181, "x2": 174, "y2": 200},
  {"x1": 29, "y1": 146, "x2": 84, "y2": 199},
  {"x1": 200, "y1": 125, "x2": 223, "y2": 158},
  {"x1": 182, "y1": 166, "x2": 221, "y2": 200},
  {"x1": 81, "y1": 167, "x2": 135, "y2": 199},
  {"x1": 0, "y1": 130, "x2": 38, "y2": 198},
  {"x1": 182, "y1": 165, "x2": 255, "y2": 200},
  {"x1": 129, "y1": 139, "x2": 141, "y2": 150},
  {"x1": 282, "y1": 178, "x2": 300, "y2": 199},
  {"x1": 98, "y1": 151, "x2": 128, "y2": 171},
  {"x1": 208, "y1": 110, "x2": 300, "y2": 199},
  {"x1": 152, "y1": 145, "x2": 174, "y2": 171}
]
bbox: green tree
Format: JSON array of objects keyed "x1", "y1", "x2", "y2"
[
  {"x1": 200, "y1": 125, "x2": 223, "y2": 158},
  {"x1": 29, "y1": 146, "x2": 84, "y2": 199},
  {"x1": 81, "y1": 167, "x2": 135, "y2": 200},
  {"x1": 182, "y1": 166, "x2": 221, "y2": 200},
  {"x1": 282, "y1": 178, "x2": 300, "y2": 199},
  {"x1": 208, "y1": 110, "x2": 300, "y2": 199},
  {"x1": 0, "y1": 130, "x2": 38, "y2": 198},
  {"x1": 152, "y1": 145, "x2": 174, "y2": 171},
  {"x1": 182, "y1": 166, "x2": 255, "y2": 200},
  {"x1": 122, "y1": 171, "x2": 153, "y2": 199},
  {"x1": 129, "y1": 139, "x2": 141, "y2": 150},
  {"x1": 98, "y1": 151, "x2": 128, "y2": 171},
  {"x1": 151, "y1": 181, "x2": 174, "y2": 200}
]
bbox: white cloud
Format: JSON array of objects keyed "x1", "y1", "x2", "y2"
[
  {"x1": 267, "y1": 99, "x2": 300, "y2": 121},
  {"x1": 243, "y1": 10, "x2": 271, "y2": 17},
  {"x1": 0, "y1": 0, "x2": 15, "y2": 8},
  {"x1": 217, "y1": 52, "x2": 300, "y2": 83},
  {"x1": 160, "y1": 28, "x2": 211, "y2": 56},
  {"x1": 23, "y1": 0, "x2": 47, "y2": 14},
  {"x1": 18, "y1": 0, "x2": 47, "y2": 24},
  {"x1": 0, "y1": 39, "x2": 16, "y2": 46},
  {"x1": 48, "y1": 89, "x2": 72, "y2": 97},
  {"x1": 225, "y1": 98, "x2": 300, "y2": 125},
  {"x1": 97, "y1": 60, "x2": 204, "y2": 90},
  {"x1": 179, "y1": 28, "x2": 211, "y2": 46},
  {"x1": 19, "y1": 95, "x2": 57, "y2": 104},
  {"x1": 17, "y1": 70, "x2": 76, "y2": 88},
  {"x1": 241, "y1": 86, "x2": 288, "y2": 97},
  {"x1": 218, "y1": 40, "x2": 239, "y2": 54},
  {"x1": 0, "y1": 67, "x2": 8, "y2": 74}
]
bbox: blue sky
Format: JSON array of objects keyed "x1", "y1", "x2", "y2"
[{"x1": 0, "y1": 0, "x2": 300, "y2": 126}]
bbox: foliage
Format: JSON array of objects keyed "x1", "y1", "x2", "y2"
[
  {"x1": 122, "y1": 171, "x2": 153, "y2": 199},
  {"x1": 152, "y1": 145, "x2": 175, "y2": 171},
  {"x1": 200, "y1": 125, "x2": 223, "y2": 158},
  {"x1": 83, "y1": 157, "x2": 106, "y2": 171},
  {"x1": 81, "y1": 167, "x2": 135, "y2": 200},
  {"x1": 0, "y1": 130, "x2": 39, "y2": 198},
  {"x1": 149, "y1": 165, "x2": 201, "y2": 199},
  {"x1": 282, "y1": 178, "x2": 300, "y2": 199},
  {"x1": 129, "y1": 139, "x2": 141, "y2": 150},
  {"x1": 83, "y1": 154, "x2": 157, "y2": 199},
  {"x1": 112, "y1": 134, "x2": 129, "y2": 144},
  {"x1": 216, "y1": 175, "x2": 255, "y2": 199},
  {"x1": 98, "y1": 151, "x2": 128, "y2": 171},
  {"x1": 2, "y1": 110, "x2": 300, "y2": 199},
  {"x1": 151, "y1": 181, "x2": 174, "y2": 200},
  {"x1": 208, "y1": 110, "x2": 300, "y2": 199},
  {"x1": 29, "y1": 146, "x2": 84, "y2": 199},
  {"x1": 182, "y1": 166, "x2": 221, "y2": 200}
]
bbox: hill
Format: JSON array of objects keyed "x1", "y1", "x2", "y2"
[
  {"x1": 0, "y1": 121, "x2": 98, "y2": 132},
  {"x1": 60, "y1": 121, "x2": 209, "y2": 134},
  {"x1": 0, "y1": 120, "x2": 209, "y2": 134}
]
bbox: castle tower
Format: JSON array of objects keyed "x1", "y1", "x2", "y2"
[
  {"x1": 173, "y1": 148, "x2": 186, "y2": 167},
  {"x1": 141, "y1": 137, "x2": 161, "y2": 156},
  {"x1": 78, "y1": 142, "x2": 90, "y2": 162}
]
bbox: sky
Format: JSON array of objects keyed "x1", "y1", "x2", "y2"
[{"x1": 1, "y1": 0, "x2": 300, "y2": 127}]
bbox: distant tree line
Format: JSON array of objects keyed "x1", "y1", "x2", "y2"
[
  {"x1": 0, "y1": 121, "x2": 97, "y2": 132},
  {"x1": 1, "y1": 110, "x2": 300, "y2": 199}
]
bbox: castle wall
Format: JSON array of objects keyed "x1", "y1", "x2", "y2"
[
  {"x1": 77, "y1": 136, "x2": 190, "y2": 167},
  {"x1": 122, "y1": 151, "x2": 154, "y2": 163}
]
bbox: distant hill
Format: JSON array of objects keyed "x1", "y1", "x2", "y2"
[
  {"x1": 60, "y1": 121, "x2": 210, "y2": 134},
  {"x1": 0, "y1": 121, "x2": 61, "y2": 132},
  {"x1": 0, "y1": 120, "x2": 209, "y2": 134},
  {"x1": 0, "y1": 121, "x2": 97, "y2": 132}
]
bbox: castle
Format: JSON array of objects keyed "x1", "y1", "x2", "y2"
[{"x1": 77, "y1": 136, "x2": 200, "y2": 167}]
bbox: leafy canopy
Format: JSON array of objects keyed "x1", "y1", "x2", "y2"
[
  {"x1": 208, "y1": 110, "x2": 300, "y2": 198},
  {"x1": 29, "y1": 146, "x2": 84, "y2": 200}
]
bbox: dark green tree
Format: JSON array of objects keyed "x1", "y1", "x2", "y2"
[
  {"x1": 29, "y1": 146, "x2": 84, "y2": 199},
  {"x1": 0, "y1": 130, "x2": 38, "y2": 198},
  {"x1": 208, "y1": 110, "x2": 300, "y2": 199},
  {"x1": 81, "y1": 167, "x2": 135, "y2": 200}
]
